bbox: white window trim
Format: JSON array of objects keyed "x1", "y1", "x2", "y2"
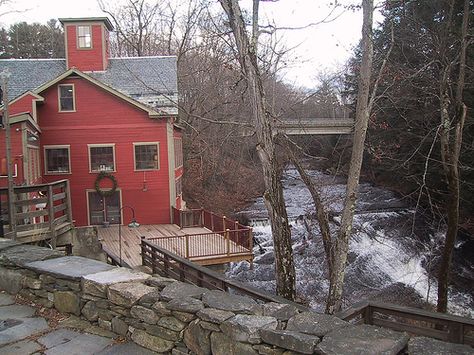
[
  {"x1": 174, "y1": 137, "x2": 183, "y2": 168},
  {"x1": 44, "y1": 145, "x2": 71, "y2": 175},
  {"x1": 175, "y1": 176, "x2": 182, "y2": 198},
  {"x1": 0, "y1": 163, "x2": 18, "y2": 178},
  {"x1": 77, "y1": 25, "x2": 93, "y2": 49},
  {"x1": 88, "y1": 144, "x2": 116, "y2": 173},
  {"x1": 133, "y1": 142, "x2": 160, "y2": 171},
  {"x1": 58, "y1": 84, "x2": 76, "y2": 112}
]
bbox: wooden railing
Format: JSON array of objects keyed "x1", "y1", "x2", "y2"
[
  {"x1": 102, "y1": 244, "x2": 132, "y2": 268},
  {"x1": 336, "y1": 301, "x2": 474, "y2": 346},
  {"x1": 0, "y1": 179, "x2": 73, "y2": 246},
  {"x1": 148, "y1": 228, "x2": 252, "y2": 260},
  {"x1": 141, "y1": 238, "x2": 305, "y2": 308},
  {"x1": 171, "y1": 207, "x2": 253, "y2": 256}
]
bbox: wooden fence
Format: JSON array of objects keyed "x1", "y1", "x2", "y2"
[
  {"x1": 141, "y1": 238, "x2": 305, "y2": 308},
  {"x1": 336, "y1": 301, "x2": 474, "y2": 346},
  {"x1": 0, "y1": 179, "x2": 73, "y2": 246}
]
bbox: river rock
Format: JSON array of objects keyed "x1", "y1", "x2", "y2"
[
  {"x1": 54, "y1": 290, "x2": 81, "y2": 315},
  {"x1": 202, "y1": 290, "x2": 258, "y2": 313},
  {"x1": 160, "y1": 282, "x2": 206, "y2": 301},
  {"x1": 316, "y1": 324, "x2": 409, "y2": 355},
  {"x1": 197, "y1": 308, "x2": 235, "y2": 323},
  {"x1": 407, "y1": 336, "x2": 474, "y2": 355},
  {"x1": 263, "y1": 303, "x2": 299, "y2": 321},
  {"x1": 167, "y1": 297, "x2": 205, "y2": 313},
  {"x1": 130, "y1": 305, "x2": 159, "y2": 324},
  {"x1": 183, "y1": 320, "x2": 212, "y2": 355},
  {"x1": 82, "y1": 268, "x2": 151, "y2": 297},
  {"x1": 286, "y1": 312, "x2": 349, "y2": 337},
  {"x1": 107, "y1": 282, "x2": 155, "y2": 307},
  {"x1": 261, "y1": 329, "x2": 320, "y2": 354},
  {"x1": 221, "y1": 314, "x2": 278, "y2": 344},
  {"x1": 131, "y1": 329, "x2": 174, "y2": 353}
]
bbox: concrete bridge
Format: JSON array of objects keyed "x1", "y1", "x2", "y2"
[{"x1": 241, "y1": 118, "x2": 354, "y2": 136}]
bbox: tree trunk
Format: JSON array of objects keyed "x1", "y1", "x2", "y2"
[
  {"x1": 437, "y1": 0, "x2": 469, "y2": 313},
  {"x1": 325, "y1": 0, "x2": 374, "y2": 314},
  {"x1": 219, "y1": 0, "x2": 296, "y2": 300}
]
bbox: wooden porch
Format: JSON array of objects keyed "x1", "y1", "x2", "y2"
[
  {"x1": 98, "y1": 208, "x2": 254, "y2": 267},
  {"x1": 0, "y1": 180, "x2": 74, "y2": 246}
]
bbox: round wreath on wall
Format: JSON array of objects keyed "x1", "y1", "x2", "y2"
[{"x1": 95, "y1": 171, "x2": 118, "y2": 197}]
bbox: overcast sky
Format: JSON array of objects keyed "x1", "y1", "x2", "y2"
[{"x1": 0, "y1": 0, "x2": 367, "y2": 89}]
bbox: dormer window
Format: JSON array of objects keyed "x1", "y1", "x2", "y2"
[
  {"x1": 77, "y1": 25, "x2": 92, "y2": 48},
  {"x1": 58, "y1": 84, "x2": 75, "y2": 112}
]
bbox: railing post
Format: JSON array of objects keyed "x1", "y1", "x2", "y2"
[
  {"x1": 185, "y1": 235, "x2": 190, "y2": 259},
  {"x1": 201, "y1": 209, "x2": 204, "y2": 227},
  {"x1": 211, "y1": 213, "x2": 215, "y2": 231},
  {"x1": 65, "y1": 180, "x2": 73, "y2": 223},
  {"x1": 447, "y1": 322, "x2": 463, "y2": 344},
  {"x1": 223, "y1": 215, "x2": 227, "y2": 230},
  {"x1": 47, "y1": 184, "x2": 56, "y2": 248},
  {"x1": 225, "y1": 228, "x2": 230, "y2": 256},
  {"x1": 179, "y1": 210, "x2": 183, "y2": 229},
  {"x1": 140, "y1": 236, "x2": 146, "y2": 266}
]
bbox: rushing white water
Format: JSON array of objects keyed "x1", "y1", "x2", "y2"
[{"x1": 228, "y1": 167, "x2": 474, "y2": 317}]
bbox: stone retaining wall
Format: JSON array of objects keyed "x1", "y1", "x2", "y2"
[{"x1": 1, "y1": 238, "x2": 470, "y2": 355}]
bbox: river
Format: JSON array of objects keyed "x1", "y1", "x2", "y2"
[{"x1": 227, "y1": 167, "x2": 474, "y2": 316}]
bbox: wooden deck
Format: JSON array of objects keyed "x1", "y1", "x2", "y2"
[{"x1": 98, "y1": 224, "x2": 253, "y2": 267}]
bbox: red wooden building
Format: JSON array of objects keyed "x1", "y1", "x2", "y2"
[{"x1": 0, "y1": 17, "x2": 183, "y2": 227}]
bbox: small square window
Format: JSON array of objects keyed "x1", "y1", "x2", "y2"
[
  {"x1": 77, "y1": 25, "x2": 92, "y2": 48},
  {"x1": 89, "y1": 145, "x2": 115, "y2": 172},
  {"x1": 58, "y1": 84, "x2": 75, "y2": 112},
  {"x1": 134, "y1": 143, "x2": 159, "y2": 170},
  {"x1": 45, "y1": 146, "x2": 70, "y2": 174}
]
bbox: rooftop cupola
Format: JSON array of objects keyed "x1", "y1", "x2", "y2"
[{"x1": 59, "y1": 17, "x2": 114, "y2": 72}]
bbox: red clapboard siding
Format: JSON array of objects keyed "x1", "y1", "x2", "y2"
[
  {"x1": 37, "y1": 76, "x2": 172, "y2": 226},
  {"x1": 9, "y1": 94, "x2": 37, "y2": 116},
  {"x1": 0, "y1": 123, "x2": 25, "y2": 186},
  {"x1": 65, "y1": 24, "x2": 106, "y2": 71}
]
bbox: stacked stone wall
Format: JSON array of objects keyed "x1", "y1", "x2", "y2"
[{"x1": 1, "y1": 239, "x2": 471, "y2": 355}]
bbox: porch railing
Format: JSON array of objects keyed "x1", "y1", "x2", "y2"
[
  {"x1": 0, "y1": 179, "x2": 73, "y2": 246},
  {"x1": 171, "y1": 207, "x2": 253, "y2": 256},
  {"x1": 336, "y1": 301, "x2": 474, "y2": 346}
]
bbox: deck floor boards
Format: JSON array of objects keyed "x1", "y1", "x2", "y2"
[{"x1": 98, "y1": 224, "x2": 252, "y2": 267}]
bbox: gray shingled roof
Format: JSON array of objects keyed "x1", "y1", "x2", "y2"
[{"x1": 0, "y1": 56, "x2": 177, "y2": 113}]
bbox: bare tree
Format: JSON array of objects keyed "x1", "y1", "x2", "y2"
[
  {"x1": 437, "y1": 0, "x2": 470, "y2": 313},
  {"x1": 218, "y1": 0, "x2": 296, "y2": 300}
]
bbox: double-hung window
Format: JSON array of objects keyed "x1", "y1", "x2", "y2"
[
  {"x1": 77, "y1": 25, "x2": 92, "y2": 48},
  {"x1": 89, "y1": 144, "x2": 115, "y2": 172},
  {"x1": 58, "y1": 84, "x2": 75, "y2": 112},
  {"x1": 44, "y1": 146, "x2": 71, "y2": 174},
  {"x1": 134, "y1": 143, "x2": 159, "y2": 171}
]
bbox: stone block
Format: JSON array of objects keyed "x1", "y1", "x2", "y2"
[
  {"x1": 145, "y1": 324, "x2": 181, "y2": 341},
  {"x1": 160, "y1": 282, "x2": 206, "y2": 301},
  {"x1": 131, "y1": 329, "x2": 174, "y2": 353},
  {"x1": 263, "y1": 303, "x2": 299, "y2": 321},
  {"x1": 107, "y1": 282, "x2": 155, "y2": 307},
  {"x1": 54, "y1": 290, "x2": 81, "y2": 316},
  {"x1": 23, "y1": 277, "x2": 42, "y2": 290},
  {"x1": 286, "y1": 311, "x2": 349, "y2": 337},
  {"x1": 260, "y1": 329, "x2": 320, "y2": 354},
  {"x1": 146, "y1": 275, "x2": 177, "y2": 289},
  {"x1": 200, "y1": 321, "x2": 221, "y2": 331},
  {"x1": 111, "y1": 317, "x2": 129, "y2": 336},
  {"x1": 184, "y1": 320, "x2": 212, "y2": 355},
  {"x1": 151, "y1": 301, "x2": 173, "y2": 315},
  {"x1": 25, "y1": 256, "x2": 115, "y2": 280},
  {"x1": 0, "y1": 245, "x2": 63, "y2": 267},
  {"x1": 202, "y1": 290, "x2": 257, "y2": 314},
  {"x1": 316, "y1": 324, "x2": 409, "y2": 355},
  {"x1": 173, "y1": 311, "x2": 196, "y2": 322},
  {"x1": 139, "y1": 290, "x2": 161, "y2": 308},
  {"x1": 0, "y1": 267, "x2": 25, "y2": 294},
  {"x1": 82, "y1": 301, "x2": 99, "y2": 321},
  {"x1": 221, "y1": 314, "x2": 278, "y2": 344},
  {"x1": 167, "y1": 297, "x2": 205, "y2": 313},
  {"x1": 98, "y1": 318, "x2": 112, "y2": 331},
  {"x1": 0, "y1": 292, "x2": 15, "y2": 306},
  {"x1": 98, "y1": 308, "x2": 120, "y2": 321},
  {"x1": 82, "y1": 268, "x2": 151, "y2": 297},
  {"x1": 130, "y1": 305, "x2": 159, "y2": 324},
  {"x1": 211, "y1": 331, "x2": 258, "y2": 355},
  {"x1": 197, "y1": 308, "x2": 235, "y2": 323},
  {"x1": 252, "y1": 344, "x2": 285, "y2": 355},
  {"x1": 157, "y1": 316, "x2": 186, "y2": 331},
  {"x1": 110, "y1": 305, "x2": 130, "y2": 317}
]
